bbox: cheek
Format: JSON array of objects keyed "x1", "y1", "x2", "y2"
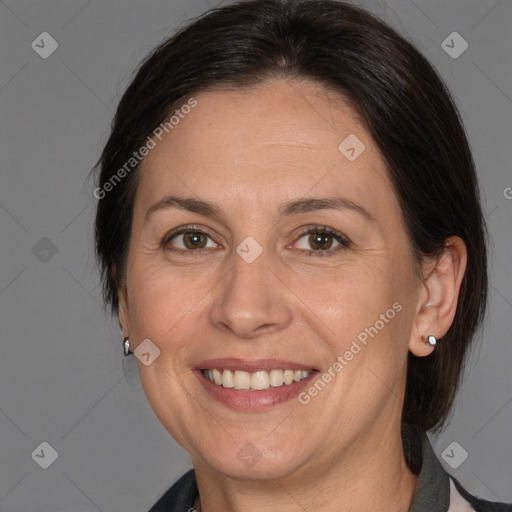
[
  {"x1": 302, "y1": 261, "x2": 412, "y2": 412},
  {"x1": 307, "y1": 260, "x2": 399, "y2": 346},
  {"x1": 126, "y1": 255, "x2": 208, "y2": 340}
]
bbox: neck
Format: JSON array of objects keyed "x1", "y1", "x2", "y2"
[{"x1": 193, "y1": 420, "x2": 419, "y2": 512}]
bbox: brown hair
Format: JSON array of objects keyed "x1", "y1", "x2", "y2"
[{"x1": 94, "y1": 0, "x2": 488, "y2": 432}]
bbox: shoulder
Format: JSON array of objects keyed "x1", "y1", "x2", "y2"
[
  {"x1": 449, "y1": 475, "x2": 512, "y2": 512},
  {"x1": 402, "y1": 423, "x2": 512, "y2": 512},
  {"x1": 148, "y1": 469, "x2": 198, "y2": 512}
]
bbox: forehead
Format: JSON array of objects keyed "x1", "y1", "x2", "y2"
[
  {"x1": 135, "y1": 78, "x2": 397, "y2": 222},
  {"x1": 157, "y1": 79, "x2": 366, "y2": 164}
]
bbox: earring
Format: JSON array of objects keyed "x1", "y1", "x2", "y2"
[
  {"x1": 425, "y1": 334, "x2": 437, "y2": 347},
  {"x1": 123, "y1": 337, "x2": 132, "y2": 356}
]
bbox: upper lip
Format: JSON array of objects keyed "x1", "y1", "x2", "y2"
[{"x1": 197, "y1": 358, "x2": 316, "y2": 372}]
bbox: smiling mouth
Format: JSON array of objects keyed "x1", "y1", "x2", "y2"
[{"x1": 201, "y1": 368, "x2": 313, "y2": 391}]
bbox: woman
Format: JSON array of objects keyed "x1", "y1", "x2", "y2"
[{"x1": 93, "y1": 0, "x2": 511, "y2": 510}]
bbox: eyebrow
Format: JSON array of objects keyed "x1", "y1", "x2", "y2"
[{"x1": 144, "y1": 195, "x2": 376, "y2": 224}]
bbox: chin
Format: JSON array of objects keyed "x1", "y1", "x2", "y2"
[{"x1": 190, "y1": 434, "x2": 314, "y2": 482}]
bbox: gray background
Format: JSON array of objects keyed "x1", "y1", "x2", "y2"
[{"x1": 0, "y1": 0, "x2": 511, "y2": 510}]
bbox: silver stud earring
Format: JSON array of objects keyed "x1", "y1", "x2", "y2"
[
  {"x1": 425, "y1": 334, "x2": 437, "y2": 347},
  {"x1": 123, "y1": 337, "x2": 131, "y2": 356}
]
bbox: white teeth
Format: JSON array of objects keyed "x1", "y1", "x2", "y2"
[
  {"x1": 203, "y1": 368, "x2": 312, "y2": 390},
  {"x1": 251, "y1": 371, "x2": 270, "y2": 390},
  {"x1": 233, "y1": 370, "x2": 251, "y2": 390},
  {"x1": 283, "y1": 370, "x2": 294, "y2": 385},
  {"x1": 221, "y1": 369, "x2": 234, "y2": 388},
  {"x1": 213, "y1": 368, "x2": 222, "y2": 385},
  {"x1": 269, "y1": 369, "x2": 284, "y2": 387}
]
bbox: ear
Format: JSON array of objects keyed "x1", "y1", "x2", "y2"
[
  {"x1": 117, "y1": 281, "x2": 132, "y2": 338},
  {"x1": 409, "y1": 236, "x2": 467, "y2": 357}
]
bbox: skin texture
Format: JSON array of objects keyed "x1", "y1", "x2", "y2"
[{"x1": 118, "y1": 78, "x2": 467, "y2": 512}]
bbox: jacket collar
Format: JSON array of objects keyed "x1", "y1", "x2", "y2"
[{"x1": 403, "y1": 423, "x2": 450, "y2": 511}]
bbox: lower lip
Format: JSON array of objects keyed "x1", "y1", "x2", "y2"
[{"x1": 194, "y1": 369, "x2": 318, "y2": 412}]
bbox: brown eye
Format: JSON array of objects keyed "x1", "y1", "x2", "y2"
[
  {"x1": 293, "y1": 227, "x2": 350, "y2": 257},
  {"x1": 308, "y1": 232, "x2": 334, "y2": 251},
  {"x1": 182, "y1": 231, "x2": 208, "y2": 249},
  {"x1": 164, "y1": 228, "x2": 217, "y2": 252}
]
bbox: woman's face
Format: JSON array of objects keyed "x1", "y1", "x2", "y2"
[{"x1": 119, "y1": 78, "x2": 426, "y2": 479}]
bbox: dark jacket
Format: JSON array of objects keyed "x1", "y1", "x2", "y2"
[{"x1": 148, "y1": 423, "x2": 512, "y2": 511}]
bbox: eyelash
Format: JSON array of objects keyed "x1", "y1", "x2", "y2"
[{"x1": 161, "y1": 224, "x2": 351, "y2": 258}]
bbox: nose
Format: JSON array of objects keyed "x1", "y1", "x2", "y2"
[{"x1": 209, "y1": 246, "x2": 293, "y2": 339}]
